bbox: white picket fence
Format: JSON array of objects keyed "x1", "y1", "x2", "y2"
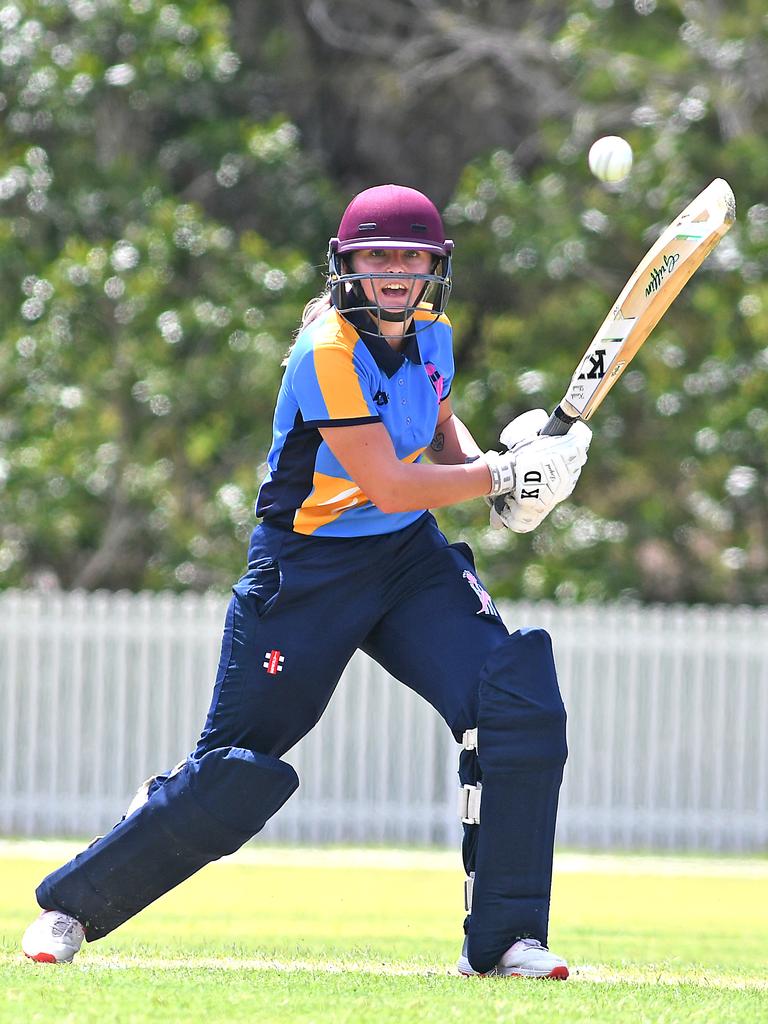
[{"x1": 1, "y1": 590, "x2": 767, "y2": 852}]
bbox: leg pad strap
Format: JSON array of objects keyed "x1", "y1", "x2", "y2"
[{"x1": 458, "y1": 783, "x2": 482, "y2": 825}]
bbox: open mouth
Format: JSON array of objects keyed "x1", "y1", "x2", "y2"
[{"x1": 379, "y1": 281, "x2": 412, "y2": 302}]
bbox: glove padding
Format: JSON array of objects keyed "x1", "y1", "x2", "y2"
[{"x1": 487, "y1": 409, "x2": 592, "y2": 533}]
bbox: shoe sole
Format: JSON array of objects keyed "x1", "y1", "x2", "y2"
[
  {"x1": 24, "y1": 952, "x2": 61, "y2": 964},
  {"x1": 458, "y1": 957, "x2": 569, "y2": 980},
  {"x1": 459, "y1": 967, "x2": 569, "y2": 979}
]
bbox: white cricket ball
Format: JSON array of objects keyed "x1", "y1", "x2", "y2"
[{"x1": 588, "y1": 136, "x2": 633, "y2": 183}]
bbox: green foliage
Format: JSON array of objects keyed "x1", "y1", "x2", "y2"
[
  {"x1": 438, "y1": 0, "x2": 768, "y2": 603},
  {"x1": 2, "y1": 0, "x2": 768, "y2": 601},
  {"x1": 0, "y1": 0, "x2": 337, "y2": 588}
]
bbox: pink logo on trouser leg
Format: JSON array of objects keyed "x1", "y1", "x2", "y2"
[{"x1": 462, "y1": 570, "x2": 500, "y2": 618}]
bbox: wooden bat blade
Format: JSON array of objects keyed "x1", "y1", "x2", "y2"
[{"x1": 542, "y1": 178, "x2": 735, "y2": 436}]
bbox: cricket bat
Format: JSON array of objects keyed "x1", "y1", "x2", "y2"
[{"x1": 541, "y1": 178, "x2": 736, "y2": 436}]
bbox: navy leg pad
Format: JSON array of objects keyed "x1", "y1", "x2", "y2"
[
  {"x1": 36, "y1": 747, "x2": 298, "y2": 940},
  {"x1": 465, "y1": 628, "x2": 567, "y2": 974}
]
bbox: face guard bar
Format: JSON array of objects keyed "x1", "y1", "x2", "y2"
[{"x1": 327, "y1": 239, "x2": 454, "y2": 329}]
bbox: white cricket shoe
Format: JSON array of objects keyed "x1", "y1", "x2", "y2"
[
  {"x1": 22, "y1": 911, "x2": 85, "y2": 964},
  {"x1": 458, "y1": 935, "x2": 569, "y2": 979}
]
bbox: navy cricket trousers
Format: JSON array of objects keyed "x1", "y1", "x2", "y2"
[
  {"x1": 194, "y1": 512, "x2": 508, "y2": 760},
  {"x1": 36, "y1": 511, "x2": 566, "y2": 964}
]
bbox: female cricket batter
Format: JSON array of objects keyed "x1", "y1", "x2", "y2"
[{"x1": 23, "y1": 185, "x2": 591, "y2": 978}]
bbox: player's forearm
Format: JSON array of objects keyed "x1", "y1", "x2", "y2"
[
  {"x1": 427, "y1": 413, "x2": 484, "y2": 465},
  {"x1": 373, "y1": 458, "x2": 492, "y2": 514}
]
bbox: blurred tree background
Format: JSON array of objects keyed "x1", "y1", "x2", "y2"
[{"x1": 0, "y1": 0, "x2": 766, "y2": 603}]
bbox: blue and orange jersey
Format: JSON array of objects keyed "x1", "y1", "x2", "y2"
[{"x1": 255, "y1": 305, "x2": 454, "y2": 536}]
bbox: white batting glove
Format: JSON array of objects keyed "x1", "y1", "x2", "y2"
[
  {"x1": 484, "y1": 409, "x2": 592, "y2": 533},
  {"x1": 498, "y1": 408, "x2": 552, "y2": 451}
]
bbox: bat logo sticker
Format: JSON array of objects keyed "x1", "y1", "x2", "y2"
[{"x1": 577, "y1": 348, "x2": 607, "y2": 380}]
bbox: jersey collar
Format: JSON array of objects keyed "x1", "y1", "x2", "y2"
[{"x1": 344, "y1": 309, "x2": 422, "y2": 378}]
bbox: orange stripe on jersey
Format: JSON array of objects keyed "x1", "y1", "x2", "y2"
[
  {"x1": 313, "y1": 333, "x2": 372, "y2": 421},
  {"x1": 292, "y1": 471, "x2": 367, "y2": 535},
  {"x1": 293, "y1": 449, "x2": 425, "y2": 535}
]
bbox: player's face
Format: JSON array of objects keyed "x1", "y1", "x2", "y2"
[{"x1": 350, "y1": 249, "x2": 433, "y2": 313}]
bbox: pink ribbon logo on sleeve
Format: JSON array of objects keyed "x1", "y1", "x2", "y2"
[{"x1": 424, "y1": 362, "x2": 444, "y2": 401}]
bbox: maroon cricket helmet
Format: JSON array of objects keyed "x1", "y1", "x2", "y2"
[{"x1": 334, "y1": 184, "x2": 451, "y2": 256}]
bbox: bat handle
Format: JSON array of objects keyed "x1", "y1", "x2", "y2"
[{"x1": 540, "y1": 405, "x2": 578, "y2": 436}]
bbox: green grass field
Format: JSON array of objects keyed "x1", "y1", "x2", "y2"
[{"x1": 1, "y1": 843, "x2": 767, "y2": 1023}]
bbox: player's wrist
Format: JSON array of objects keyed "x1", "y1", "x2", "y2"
[{"x1": 483, "y1": 450, "x2": 515, "y2": 497}]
